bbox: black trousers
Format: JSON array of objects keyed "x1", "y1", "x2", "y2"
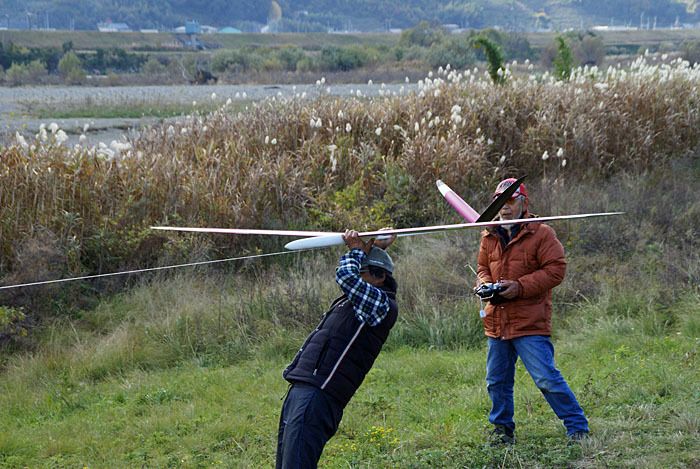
[{"x1": 276, "y1": 383, "x2": 344, "y2": 469}]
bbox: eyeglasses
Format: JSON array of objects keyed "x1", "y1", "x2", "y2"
[
  {"x1": 503, "y1": 196, "x2": 524, "y2": 205},
  {"x1": 359, "y1": 269, "x2": 369, "y2": 273}
]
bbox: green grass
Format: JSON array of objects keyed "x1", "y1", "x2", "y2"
[
  {"x1": 0, "y1": 324, "x2": 697, "y2": 467},
  {"x1": 1, "y1": 30, "x2": 173, "y2": 50},
  {"x1": 0, "y1": 246, "x2": 698, "y2": 468}
]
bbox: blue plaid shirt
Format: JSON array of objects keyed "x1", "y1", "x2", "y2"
[{"x1": 335, "y1": 249, "x2": 390, "y2": 327}]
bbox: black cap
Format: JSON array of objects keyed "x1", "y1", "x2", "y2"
[{"x1": 361, "y1": 246, "x2": 394, "y2": 273}]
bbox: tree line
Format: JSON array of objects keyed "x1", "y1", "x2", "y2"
[
  {"x1": 4, "y1": 23, "x2": 700, "y2": 87},
  {"x1": 7, "y1": 0, "x2": 699, "y2": 32},
  {"x1": 0, "y1": 41, "x2": 147, "y2": 85}
]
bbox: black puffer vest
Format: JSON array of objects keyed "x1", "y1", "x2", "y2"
[{"x1": 283, "y1": 291, "x2": 398, "y2": 407}]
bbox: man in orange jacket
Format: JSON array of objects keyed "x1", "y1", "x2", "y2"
[{"x1": 476, "y1": 178, "x2": 589, "y2": 445}]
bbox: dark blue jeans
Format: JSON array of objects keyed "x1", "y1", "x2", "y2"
[
  {"x1": 486, "y1": 335, "x2": 589, "y2": 436},
  {"x1": 276, "y1": 383, "x2": 343, "y2": 469}
]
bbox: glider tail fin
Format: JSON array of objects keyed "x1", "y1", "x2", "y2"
[{"x1": 436, "y1": 180, "x2": 480, "y2": 222}]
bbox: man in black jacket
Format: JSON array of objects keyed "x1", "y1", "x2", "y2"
[{"x1": 276, "y1": 229, "x2": 398, "y2": 469}]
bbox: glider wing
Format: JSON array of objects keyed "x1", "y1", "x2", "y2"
[
  {"x1": 283, "y1": 212, "x2": 625, "y2": 250},
  {"x1": 151, "y1": 226, "x2": 339, "y2": 237}
]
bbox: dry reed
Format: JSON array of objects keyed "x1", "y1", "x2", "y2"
[{"x1": 1, "y1": 55, "x2": 699, "y2": 281}]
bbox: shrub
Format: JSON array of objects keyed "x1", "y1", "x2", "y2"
[
  {"x1": 540, "y1": 39, "x2": 558, "y2": 69},
  {"x1": 466, "y1": 28, "x2": 532, "y2": 61},
  {"x1": 242, "y1": 52, "x2": 265, "y2": 73},
  {"x1": 399, "y1": 21, "x2": 446, "y2": 48},
  {"x1": 58, "y1": 51, "x2": 86, "y2": 85},
  {"x1": 500, "y1": 32, "x2": 533, "y2": 60},
  {"x1": 658, "y1": 41, "x2": 676, "y2": 54},
  {"x1": 213, "y1": 47, "x2": 272, "y2": 74},
  {"x1": 682, "y1": 39, "x2": 700, "y2": 65},
  {"x1": 575, "y1": 35, "x2": 605, "y2": 66},
  {"x1": 105, "y1": 73, "x2": 121, "y2": 86},
  {"x1": 141, "y1": 56, "x2": 167, "y2": 75},
  {"x1": 211, "y1": 50, "x2": 247, "y2": 73},
  {"x1": 0, "y1": 305, "x2": 27, "y2": 345},
  {"x1": 180, "y1": 54, "x2": 214, "y2": 79},
  {"x1": 398, "y1": 44, "x2": 426, "y2": 62},
  {"x1": 277, "y1": 45, "x2": 307, "y2": 72},
  {"x1": 4, "y1": 60, "x2": 47, "y2": 85},
  {"x1": 427, "y1": 38, "x2": 475, "y2": 69},
  {"x1": 79, "y1": 47, "x2": 147, "y2": 74},
  {"x1": 26, "y1": 60, "x2": 47, "y2": 82},
  {"x1": 0, "y1": 41, "x2": 27, "y2": 71},
  {"x1": 4, "y1": 63, "x2": 28, "y2": 86},
  {"x1": 320, "y1": 45, "x2": 368, "y2": 71},
  {"x1": 295, "y1": 55, "x2": 317, "y2": 73},
  {"x1": 260, "y1": 57, "x2": 283, "y2": 72}
]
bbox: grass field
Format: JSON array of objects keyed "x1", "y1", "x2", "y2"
[
  {"x1": 522, "y1": 27, "x2": 700, "y2": 49},
  {"x1": 0, "y1": 30, "x2": 399, "y2": 52},
  {"x1": 0, "y1": 242, "x2": 698, "y2": 468}
]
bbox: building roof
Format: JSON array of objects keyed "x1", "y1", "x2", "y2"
[{"x1": 97, "y1": 22, "x2": 131, "y2": 32}]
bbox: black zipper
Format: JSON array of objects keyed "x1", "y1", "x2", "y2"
[{"x1": 313, "y1": 340, "x2": 330, "y2": 376}]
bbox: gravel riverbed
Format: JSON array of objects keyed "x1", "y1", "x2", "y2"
[{"x1": 1, "y1": 83, "x2": 417, "y2": 147}]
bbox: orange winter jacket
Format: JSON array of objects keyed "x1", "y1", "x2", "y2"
[{"x1": 476, "y1": 215, "x2": 566, "y2": 340}]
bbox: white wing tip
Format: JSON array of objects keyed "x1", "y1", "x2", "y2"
[{"x1": 436, "y1": 180, "x2": 451, "y2": 196}]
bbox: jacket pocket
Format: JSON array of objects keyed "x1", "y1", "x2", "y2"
[
  {"x1": 313, "y1": 339, "x2": 331, "y2": 376},
  {"x1": 511, "y1": 300, "x2": 547, "y2": 332}
]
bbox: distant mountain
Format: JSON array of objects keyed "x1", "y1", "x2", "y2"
[{"x1": 3, "y1": 0, "x2": 698, "y2": 32}]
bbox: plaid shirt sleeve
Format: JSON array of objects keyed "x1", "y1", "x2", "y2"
[{"x1": 335, "y1": 249, "x2": 390, "y2": 327}]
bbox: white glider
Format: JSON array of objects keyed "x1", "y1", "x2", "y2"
[
  {"x1": 281, "y1": 212, "x2": 623, "y2": 249},
  {"x1": 152, "y1": 212, "x2": 624, "y2": 250},
  {"x1": 151, "y1": 175, "x2": 624, "y2": 250}
]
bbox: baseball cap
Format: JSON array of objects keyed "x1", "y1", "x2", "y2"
[
  {"x1": 361, "y1": 246, "x2": 394, "y2": 274},
  {"x1": 493, "y1": 178, "x2": 527, "y2": 199}
]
